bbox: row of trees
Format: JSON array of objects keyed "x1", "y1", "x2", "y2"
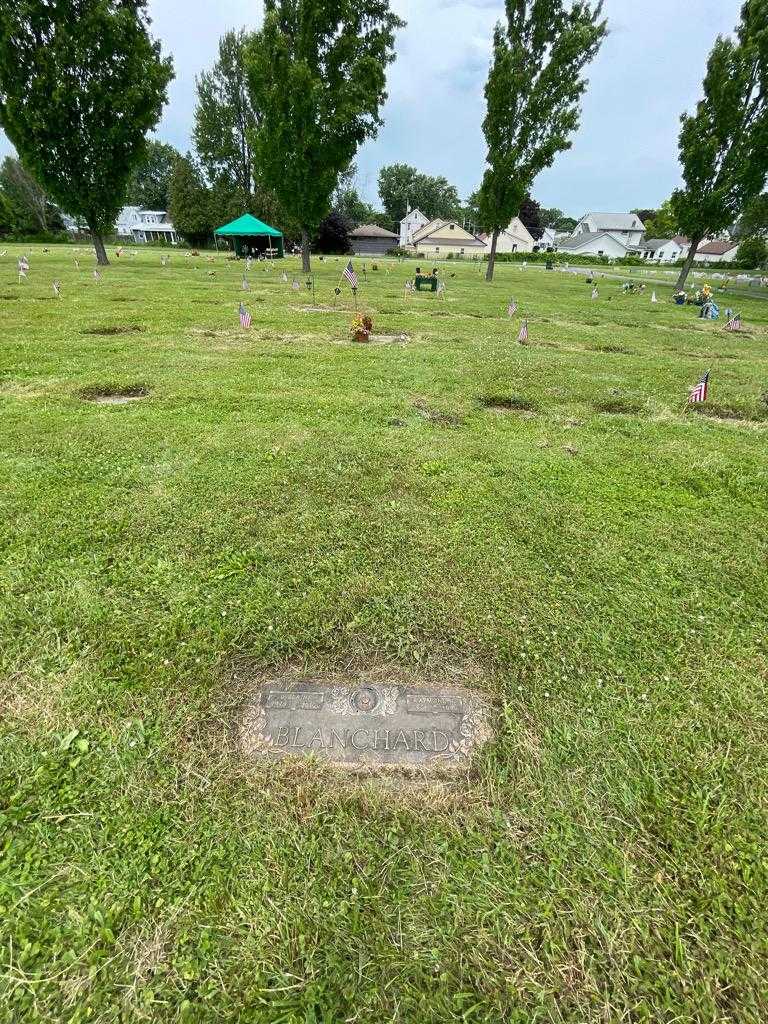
[{"x1": 0, "y1": 1, "x2": 765, "y2": 279}]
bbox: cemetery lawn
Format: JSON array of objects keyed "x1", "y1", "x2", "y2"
[{"x1": 2, "y1": 244, "x2": 768, "y2": 1024}]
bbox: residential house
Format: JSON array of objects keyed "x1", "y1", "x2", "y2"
[
  {"x1": 349, "y1": 223, "x2": 399, "y2": 256},
  {"x1": 479, "y1": 217, "x2": 535, "y2": 254},
  {"x1": 116, "y1": 206, "x2": 179, "y2": 244},
  {"x1": 537, "y1": 227, "x2": 557, "y2": 249},
  {"x1": 574, "y1": 212, "x2": 645, "y2": 247},
  {"x1": 645, "y1": 238, "x2": 687, "y2": 263},
  {"x1": 408, "y1": 218, "x2": 486, "y2": 258},
  {"x1": 694, "y1": 240, "x2": 739, "y2": 264},
  {"x1": 554, "y1": 231, "x2": 629, "y2": 259},
  {"x1": 399, "y1": 208, "x2": 430, "y2": 247}
]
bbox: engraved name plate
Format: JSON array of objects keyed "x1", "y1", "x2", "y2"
[{"x1": 239, "y1": 679, "x2": 492, "y2": 771}]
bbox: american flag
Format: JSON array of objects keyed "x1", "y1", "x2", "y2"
[
  {"x1": 343, "y1": 260, "x2": 358, "y2": 289},
  {"x1": 93, "y1": 269, "x2": 101, "y2": 283},
  {"x1": 518, "y1": 319, "x2": 529, "y2": 343},
  {"x1": 591, "y1": 287, "x2": 599, "y2": 300},
  {"x1": 239, "y1": 302, "x2": 252, "y2": 328},
  {"x1": 291, "y1": 278, "x2": 300, "y2": 291},
  {"x1": 507, "y1": 300, "x2": 517, "y2": 317},
  {"x1": 726, "y1": 313, "x2": 742, "y2": 331},
  {"x1": 688, "y1": 371, "x2": 710, "y2": 404},
  {"x1": 52, "y1": 280, "x2": 61, "y2": 298}
]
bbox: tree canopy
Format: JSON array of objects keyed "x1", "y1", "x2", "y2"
[
  {"x1": 378, "y1": 164, "x2": 462, "y2": 225},
  {"x1": 638, "y1": 199, "x2": 678, "y2": 240},
  {"x1": 125, "y1": 140, "x2": 181, "y2": 210},
  {"x1": 671, "y1": 0, "x2": 768, "y2": 288},
  {"x1": 0, "y1": 0, "x2": 173, "y2": 264},
  {"x1": 168, "y1": 154, "x2": 213, "y2": 246},
  {"x1": 194, "y1": 30, "x2": 258, "y2": 198},
  {"x1": 478, "y1": 0, "x2": 606, "y2": 280},
  {"x1": 246, "y1": 0, "x2": 402, "y2": 272}
]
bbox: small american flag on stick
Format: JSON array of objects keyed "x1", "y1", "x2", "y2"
[
  {"x1": 726, "y1": 313, "x2": 742, "y2": 332},
  {"x1": 343, "y1": 260, "x2": 358, "y2": 289},
  {"x1": 239, "y1": 302, "x2": 252, "y2": 328},
  {"x1": 93, "y1": 269, "x2": 101, "y2": 283},
  {"x1": 507, "y1": 300, "x2": 517, "y2": 318},
  {"x1": 518, "y1": 319, "x2": 529, "y2": 343},
  {"x1": 688, "y1": 370, "x2": 710, "y2": 404},
  {"x1": 52, "y1": 280, "x2": 61, "y2": 298}
]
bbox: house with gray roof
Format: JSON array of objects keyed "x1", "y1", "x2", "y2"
[
  {"x1": 349, "y1": 223, "x2": 399, "y2": 256},
  {"x1": 574, "y1": 212, "x2": 645, "y2": 247},
  {"x1": 554, "y1": 230, "x2": 630, "y2": 259}
]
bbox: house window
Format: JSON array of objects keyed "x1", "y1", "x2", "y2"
[
  {"x1": 512, "y1": 244, "x2": 517, "y2": 252},
  {"x1": 449, "y1": 223, "x2": 455, "y2": 230},
  {"x1": 460, "y1": 248, "x2": 464, "y2": 254},
  {"x1": 435, "y1": 247, "x2": 439, "y2": 252},
  {"x1": 598, "y1": 250, "x2": 604, "y2": 256}
]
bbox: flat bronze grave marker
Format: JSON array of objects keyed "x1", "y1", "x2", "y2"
[{"x1": 238, "y1": 678, "x2": 492, "y2": 773}]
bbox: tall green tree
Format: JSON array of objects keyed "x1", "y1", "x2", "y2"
[
  {"x1": 194, "y1": 29, "x2": 258, "y2": 199},
  {"x1": 0, "y1": 156, "x2": 64, "y2": 235},
  {"x1": 247, "y1": 0, "x2": 402, "y2": 272},
  {"x1": 168, "y1": 154, "x2": 213, "y2": 247},
  {"x1": 671, "y1": 0, "x2": 768, "y2": 289},
  {"x1": 378, "y1": 163, "x2": 461, "y2": 224},
  {"x1": 478, "y1": 1, "x2": 606, "y2": 281},
  {"x1": 640, "y1": 198, "x2": 678, "y2": 240},
  {"x1": 0, "y1": 1, "x2": 173, "y2": 265},
  {"x1": 125, "y1": 140, "x2": 181, "y2": 210},
  {"x1": 737, "y1": 192, "x2": 768, "y2": 237},
  {"x1": 736, "y1": 234, "x2": 767, "y2": 267}
]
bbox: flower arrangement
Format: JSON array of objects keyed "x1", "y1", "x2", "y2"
[{"x1": 350, "y1": 313, "x2": 373, "y2": 342}]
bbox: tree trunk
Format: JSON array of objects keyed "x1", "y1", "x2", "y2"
[
  {"x1": 300, "y1": 229, "x2": 311, "y2": 273},
  {"x1": 91, "y1": 230, "x2": 110, "y2": 267},
  {"x1": 485, "y1": 227, "x2": 500, "y2": 282},
  {"x1": 675, "y1": 234, "x2": 703, "y2": 291}
]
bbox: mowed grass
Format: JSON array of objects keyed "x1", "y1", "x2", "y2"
[{"x1": 1, "y1": 243, "x2": 768, "y2": 1023}]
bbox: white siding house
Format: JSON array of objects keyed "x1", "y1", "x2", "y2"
[
  {"x1": 694, "y1": 240, "x2": 739, "y2": 264},
  {"x1": 115, "y1": 206, "x2": 178, "y2": 244},
  {"x1": 574, "y1": 213, "x2": 645, "y2": 247},
  {"x1": 554, "y1": 231, "x2": 629, "y2": 259},
  {"x1": 399, "y1": 208, "x2": 430, "y2": 247}
]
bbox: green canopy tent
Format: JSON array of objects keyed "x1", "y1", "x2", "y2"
[{"x1": 214, "y1": 214, "x2": 284, "y2": 259}]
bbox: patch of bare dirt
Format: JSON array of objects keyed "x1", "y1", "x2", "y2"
[
  {"x1": 81, "y1": 325, "x2": 144, "y2": 336},
  {"x1": 80, "y1": 385, "x2": 149, "y2": 404}
]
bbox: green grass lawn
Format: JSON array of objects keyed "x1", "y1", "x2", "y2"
[{"x1": 2, "y1": 243, "x2": 768, "y2": 1023}]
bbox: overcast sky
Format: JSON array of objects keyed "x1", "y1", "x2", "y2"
[{"x1": 0, "y1": 0, "x2": 744, "y2": 216}]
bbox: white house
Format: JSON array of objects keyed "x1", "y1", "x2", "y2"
[
  {"x1": 694, "y1": 240, "x2": 739, "y2": 264},
  {"x1": 537, "y1": 227, "x2": 557, "y2": 249},
  {"x1": 116, "y1": 206, "x2": 178, "y2": 244},
  {"x1": 574, "y1": 213, "x2": 645, "y2": 247},
  {"x1": 479, "y1": 217, "x2": 535, "y2": 254},
  {"x1": 399, "y1": 207, "x2": 430, "y2": 247},
  {"x1": 554, "y1": 231, "x2": 629, "y2": 259},
  {"x1": 643, "y1": 238, "x2": 687, "y2": 263}
]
